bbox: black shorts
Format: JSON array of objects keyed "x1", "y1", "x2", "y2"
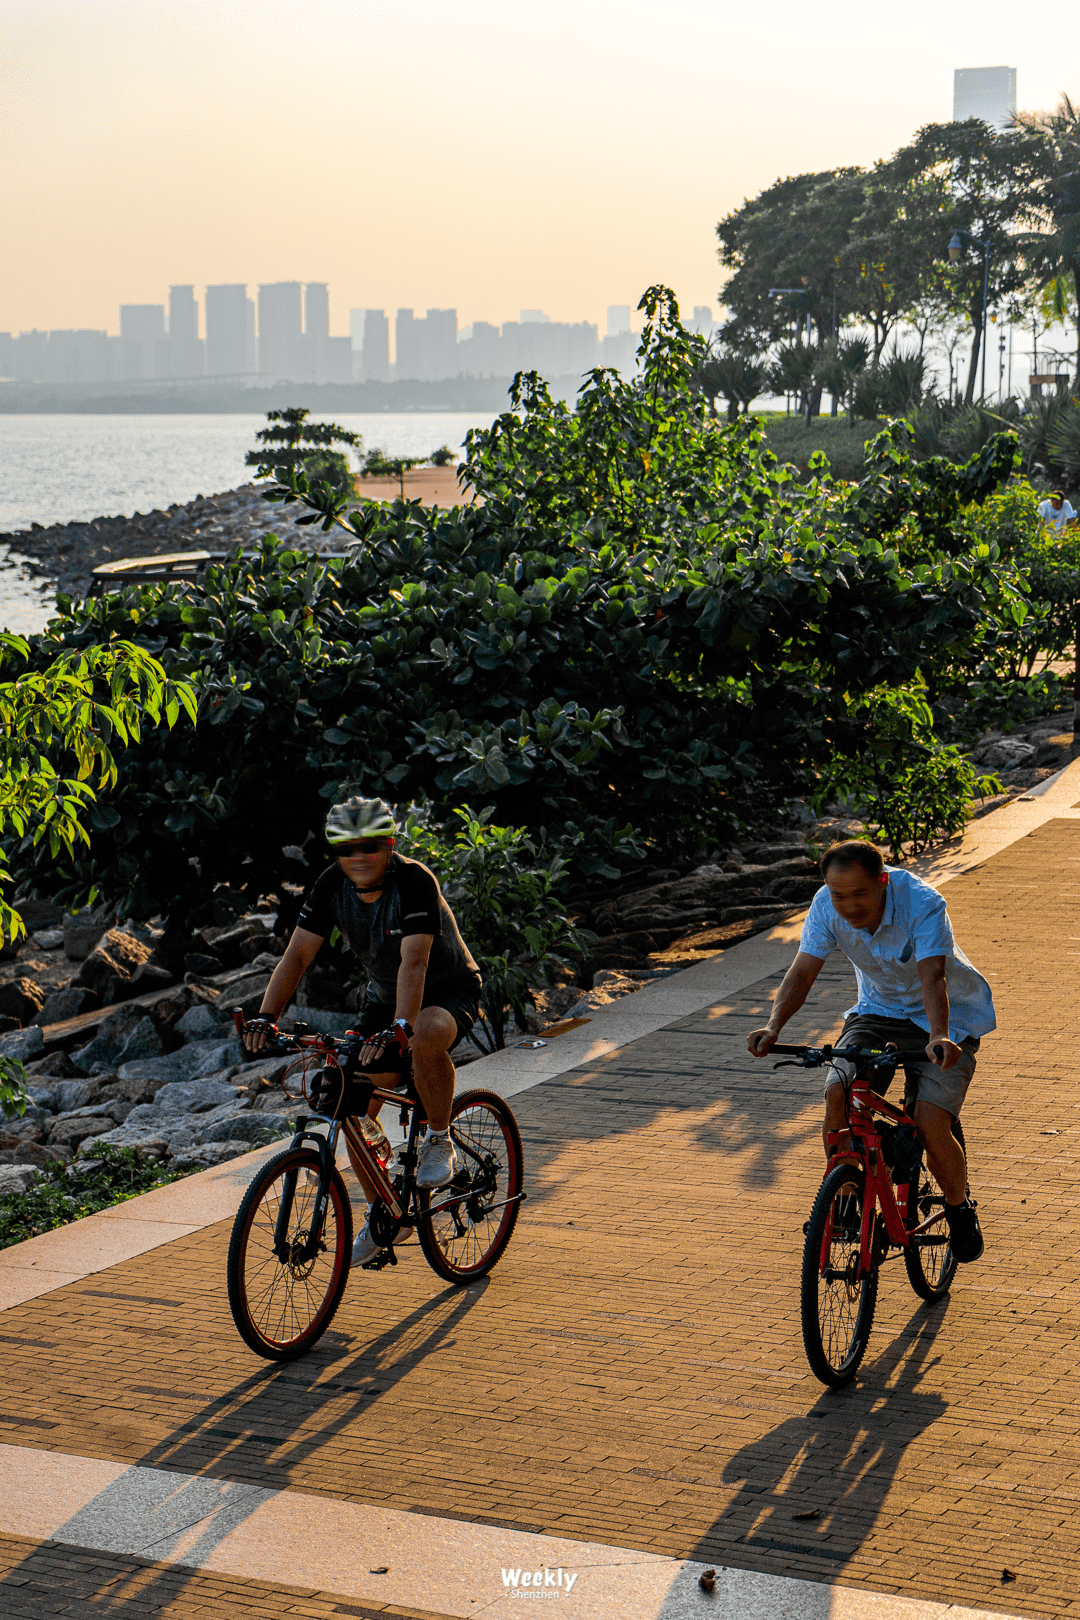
[{"x1": 358, "y1": 983, "x2": 481, "y2": 1052}]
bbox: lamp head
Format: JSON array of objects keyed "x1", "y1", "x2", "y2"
[{"x1": 948, "y1": 231, "x2": 964, "y2": 263}]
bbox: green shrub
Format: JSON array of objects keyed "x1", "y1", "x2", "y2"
[
  {"x1": 0, "y1": 1057, "x2": 27, "y2": 1122},
  {"x1": 0, "y1": 1143, "x2": 186, "y2": 1251},
  {"x1": 10, "y1": 291, "x2": 1032, "y2": 932},
  {"x1": 400, "y1": 809, "x2": 594, "y2": 1049},
  {"x1": 934, "y1": 669, "x2": 1070, "y2": 745},
  {"x1": 818, "y1": 682, "x2": 1000, "y2": 858}
]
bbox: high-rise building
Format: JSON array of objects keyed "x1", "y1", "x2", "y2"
[
  {"x1": 520, "y1": 309, "x2": 550, "y2": 324},
  {"x1": 456, "y1": 321, "x2": 502, "y2": 377},
  {"x1": 205, "y1": 285, "x2": 251, "y2": 376},
  {"x1": 258, "y1": 281, "x2": 303, "y2": 380},
  {"x1": 690, "y1": 305, "x2": 714, "y2": 338},
  {"x1": 168, "y1": 285, "x2": 204, "y2": 377},
  {"x1": 305, "y1": 282, "x2": 329, "y2": 343},
  {"x1": 46, "y1": 330, "x2": 112, "y2": 383},
  {"x1": 425, "y1": 308, "x2": 458, "y2": 379},
  {"x1": 353, "y1": 309, "x2": 389, "y2": 381},
  {"x1": 607, "y1": 305, "x2": 630, "y2": 337},
  {"x1": 119, "y1": 304, "x2": 165, "y2": 379},
  {"x1": 395, "y1": 309, "x2": 421, "y2": 379},
  {"x1": 953, "y1": 66, "x2": 1017, "y2": 130}
]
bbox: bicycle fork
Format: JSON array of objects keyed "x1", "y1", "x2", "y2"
[{"x1": 273, "y1": 1118, "x2": 342, "y2": 1265}]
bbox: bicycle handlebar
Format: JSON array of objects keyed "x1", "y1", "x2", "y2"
[
  {"x1": 232, "y1": 1006, "x2": 359, "y2": 1055},
  {"x1": 768, "y1": 1042, "x2": 944, "y2": 1067},
  {"x1": 231, "y1": 1007, "x2": 407, "y2": 1071}
]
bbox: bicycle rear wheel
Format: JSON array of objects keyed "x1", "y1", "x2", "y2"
[
  {"x1": 227, "y1": 1146, "x2": 353, "y2": 1360},
  {"x1": 417, "y1": 1089, "x2": 524, "y2": 1283},
  {"x1": 801, "y1": 1163, "x2": 878, "y2": 1388},
  {"x1": 904, "y1": 1117, "x2": 965, "y2": 1301}
]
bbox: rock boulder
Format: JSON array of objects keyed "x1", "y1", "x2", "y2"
[
  {"x1": 31, "y1": 985, "x2": 101, "y2": 1026},
  {"x1": 62, "y1": 906, "x2": 114, "y2": 962},
  {"x1": 0, "y1": 1026, "x2": 44, "y2": 1064},
  {"x1": 76, "y1": 928, "x2": 171, "y2": 1004},
  {"x1": 0, "y1": 977, "x2": 45, "y2": 1025}
]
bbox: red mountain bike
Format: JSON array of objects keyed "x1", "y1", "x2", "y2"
[
  {"x1": 226, "y1": 1011, "x2": 525, "y2": 1361},
  {"x1": 772, "y1": 1042, "x2": 970, "y2": 1387}
]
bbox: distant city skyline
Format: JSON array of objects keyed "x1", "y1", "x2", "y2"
[
  {"x1": 1, "y1": 2, "x2": 1072, "y2": 342},
  {"x1": 0, "y1": 283, "x2": 716, "y2": 387}
]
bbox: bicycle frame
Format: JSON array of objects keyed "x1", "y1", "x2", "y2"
[
  {"x1": 824, "y1": 1067, "x2": 948, "y2": 1281},
  {"x1": 234, "y1": 1007, "x2": 525, "y2": 1271}
]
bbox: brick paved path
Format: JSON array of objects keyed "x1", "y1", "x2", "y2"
[{"x1": 3, "y1": 819, "x2": 1080, "y2": 1617}]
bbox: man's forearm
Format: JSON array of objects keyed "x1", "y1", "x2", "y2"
[
  {"x1": 395, "y1": 961, "x2": 426, "y2": 1028},
  {"x1": 258, "y1": 957, "x2": 306, "y2": 1021},
  {"x1": 766, "y1": 970, "x2": 817, "y2": 1033},
  {"x1": 921, "y1": 971, "x2": 951, "y2": 1041}
]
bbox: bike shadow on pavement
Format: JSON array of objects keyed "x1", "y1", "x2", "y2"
[
  {"x1": 0, "y1": 1278, "x2": 491, "y2": 1616},
  {"x1": 686, "y1": 1296, "x2": 951, "y2": 1582}
]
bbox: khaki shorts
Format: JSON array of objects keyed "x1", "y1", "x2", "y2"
[{"x1": 825, "y1": 1013, "x2": 979, "y2": 1118}]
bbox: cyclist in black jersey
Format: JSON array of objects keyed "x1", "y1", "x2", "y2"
[{"x1": 242, "y1": 796, "x2": 483, "y2": 1265}]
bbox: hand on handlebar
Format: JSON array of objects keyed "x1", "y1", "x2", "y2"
[
  {"x1": 238, "y1": 1012, "x2": 278, "y2": 1054},
  {"x1": 747, "y1": 1026, "x2": 779, "y2": 1058},
  {"x1": 360, "y1": 1021, "x2": 411, "y2": 1069},
  {"x1": 926, "y1": 1036, "x2": 961, "y2": 1070}
]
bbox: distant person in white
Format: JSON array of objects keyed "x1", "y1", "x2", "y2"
[
  {"x1": 747, "y1": 840, "x2": 994, "y2": 1263},
  {"x1": 1038, "y1": 490, "x2": 1077, "y2": 531}
]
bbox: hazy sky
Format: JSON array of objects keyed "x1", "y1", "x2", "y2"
[{"x1": 2, "y1": 0, "x2": 1077, "y2": 338}]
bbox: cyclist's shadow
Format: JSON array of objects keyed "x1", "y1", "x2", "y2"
[
  {"x1": 694, "y1": 1299, "x2": 951, "y2": 1572},
  {"x1": 16, "y1": 1277, "x2": 493, "y2": 1615}
]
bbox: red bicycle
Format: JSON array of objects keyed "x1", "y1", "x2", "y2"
[
  {"x1": 225, "y1": 1011, "x2": 525, "y2": 1361},
  {"x1": 772, "y1": 1042, "x2": 970, "y2": 1387}
]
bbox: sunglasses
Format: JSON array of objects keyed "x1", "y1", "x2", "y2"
[{"x1": 334, "y1": 838, "x2": 392, "y2": 855}]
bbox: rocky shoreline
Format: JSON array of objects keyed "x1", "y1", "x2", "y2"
[{"x1": 1, "y1": 483, "x2": 334, "y2": 602}]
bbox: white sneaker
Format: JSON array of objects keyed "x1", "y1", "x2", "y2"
[
  {"x1": 351, "y1": 1212, "x2": 414, "y2": 1267},
  {"x1": 416, "y1": 1131, "x2": 459, "y2": 1188},
  {"x1": 351, "y1": 1216, "x2": 382, "y2": 1267}
]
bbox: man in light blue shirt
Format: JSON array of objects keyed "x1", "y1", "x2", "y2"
[{"x1": 747, "y1": 840, "x2": 993, "y2": 1262}]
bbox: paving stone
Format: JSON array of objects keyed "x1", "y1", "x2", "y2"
[{"x1": 2, "y1": 819, "x2": 1080, "y2": 1617}]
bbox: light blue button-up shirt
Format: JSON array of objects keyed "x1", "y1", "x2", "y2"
[{"x1": 799, "y1": 866, "x2": 996, "y2": 1042}]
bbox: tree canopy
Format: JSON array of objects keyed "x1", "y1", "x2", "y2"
[{"x1": 717, "y1": 114, "x2": 1062, "y2": 403}]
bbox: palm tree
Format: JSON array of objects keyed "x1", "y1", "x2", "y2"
[
  {"x1": 692, "y1": 348, "x2": 769, "y2": 421},
  {"x1": 1015, "y1": 96, "x2": 1080, "y2": 387}
]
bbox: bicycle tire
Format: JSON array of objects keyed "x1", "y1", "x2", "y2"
[
  {"x1": 417, "y1": 1088, "x2": 524, "y2": 1284},
  {"x1": 801, "y1": 1162, "x2": 879, "y2": 1388},
  {"x1": 903, "y1": 1116, "x2": 965, "y2": 1302},
  {"x1": 227, "y1": 1145, "x2": 353, "y2": 1361}
]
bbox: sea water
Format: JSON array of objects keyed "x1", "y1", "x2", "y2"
[{"x1": 0, "y1": 411, "x2": 492, "y2": 633}]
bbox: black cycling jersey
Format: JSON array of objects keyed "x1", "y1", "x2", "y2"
[{"x1": 296, "y1": 854, "x2": 482, "y2": 1005}]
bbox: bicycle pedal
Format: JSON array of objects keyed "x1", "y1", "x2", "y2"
[{"x1": 361, "y1": 1247, "x2": 399, "y2": 1271}]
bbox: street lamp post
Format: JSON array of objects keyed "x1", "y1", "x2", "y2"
[{"x1": 948, "y1": 230, "x2": 995, "y2": 402}]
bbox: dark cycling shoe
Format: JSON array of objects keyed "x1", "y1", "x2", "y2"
[{"x1": 945, "y1": 1199, "x2": 984, "y2": 1263}]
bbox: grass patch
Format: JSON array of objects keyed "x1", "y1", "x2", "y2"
[
  {"x1": 0, "y1": 1143, "x2": 188, "y2": 1250},
  {"x1": 755, "y1": 412, "x2": 885, "y2": 481}
]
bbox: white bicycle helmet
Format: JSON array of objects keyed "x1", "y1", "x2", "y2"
[{"x1": 324, "y1": 796, "x2": 397, "y2": 845}]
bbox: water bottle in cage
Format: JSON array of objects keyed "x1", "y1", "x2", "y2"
[{"x1": 358, "y1": 1115, "x2": 394, "y2": 1168}]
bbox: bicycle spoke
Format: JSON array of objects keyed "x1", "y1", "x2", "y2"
[
  {"x1": 417, "y1": 1091, "x2": 524, "y2": 1284},
  {"x1": 228, "y1": 1147, "x2": 352, "y2": 1360}
]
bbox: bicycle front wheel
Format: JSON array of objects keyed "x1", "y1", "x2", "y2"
[
  {"x1": 904, "y1": 1116, "x2": 965, "y2": 1301},
  {"x1": 227, "y1": 1146, "x2": 353, "y2": 1361},
  {"x1": 417, "y1": 1088, "x2": 524, "y2": 1284},
  {"x1": 801, "y1": 1163, "x2": 878, "y2": 1388}
]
